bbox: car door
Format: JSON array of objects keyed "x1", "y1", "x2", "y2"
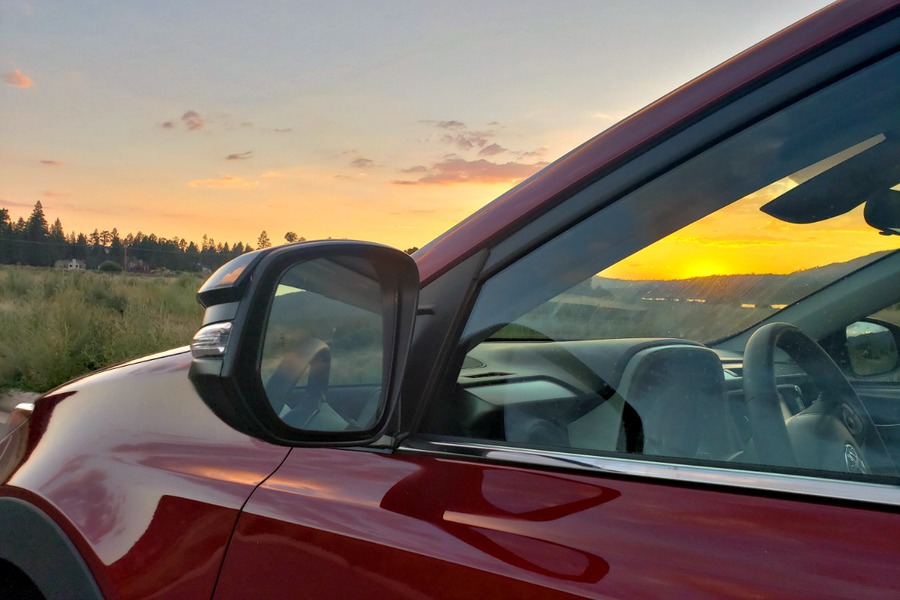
[{"x1": 212, "y1": 12, "x2": 900, "y2": 600}]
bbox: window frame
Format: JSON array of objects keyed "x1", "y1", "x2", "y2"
[{"x1": 399, "y1": 17, "x2": 900, "y2": 507}]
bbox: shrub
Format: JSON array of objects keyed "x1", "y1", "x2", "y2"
[{"x1": 98, "y1": 260, "x2": 123, "y2": 272}]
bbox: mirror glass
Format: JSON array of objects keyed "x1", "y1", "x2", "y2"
[
  {"x1": 846, "y1": 321, "x2": 899, "y2": 376},
  {"x1": 260, "y1": 257, "x2": 385, "y2": 431}
]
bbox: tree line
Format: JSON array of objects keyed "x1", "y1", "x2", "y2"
[{"x1": 0, "y1": 201, "x2": 306, "y2": 273}]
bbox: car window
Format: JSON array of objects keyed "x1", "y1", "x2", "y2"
[{"x1": 425, "y1": 51, "x2": 900, "y2": 485}]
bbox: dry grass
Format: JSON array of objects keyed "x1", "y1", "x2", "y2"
[{"x1": 0, "y1": 266, "x2": 204, "y2": 392}]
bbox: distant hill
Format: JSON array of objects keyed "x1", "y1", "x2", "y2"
[{"x1": 593, "y1": 250, "x2": 895, "y2": 306}]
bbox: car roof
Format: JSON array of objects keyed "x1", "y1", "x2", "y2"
[{"x1": 413, "y1": 0, "x2": 899, "y2": 285}]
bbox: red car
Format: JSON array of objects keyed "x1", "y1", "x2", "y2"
[{"x1": 2, "y1": 1, "x2": 900, "y2": 598}]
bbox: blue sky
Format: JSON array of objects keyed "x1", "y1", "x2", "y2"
[{"x1": 1, "y1": 0, "x2": 833, "y2": 249}]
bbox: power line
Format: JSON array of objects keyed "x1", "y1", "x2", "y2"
[{"x1": 0, "y1": 236, "x2": 245, "y2": 258}]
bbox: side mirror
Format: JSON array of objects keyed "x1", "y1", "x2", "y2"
[
  {"x1": 188, "y1": 241, "x2": 418, "y2": 446},
  {"x1": 846, "y1": 320, "x2": 900, "y2": 377}
]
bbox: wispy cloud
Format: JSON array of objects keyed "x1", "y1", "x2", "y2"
[
  {"x1": 0, "y1": 199, "x2": 36, "y2": 209},
  {"x1": 442, "y1": 129, "x2": 493, "y2": 151},
  {"x1": 181, "y1": 110, "x2": 204, "y2": 130},
  {"x1": 161, "y1": 110, "x2": 206, "y2": 131},
  {"x1": 422, "y1": 120, "x2": 497, "y2": 151},
  {"x1": 425, "y1": 120, "x2": 543, "y2": 161},
  {"x1": 225, "y1": 151, "x2": 254, "y2": 161},
  {"x1": 394, "y1": 157, "x2": 547, "y2": 185},
  {"x1": 39, "y1": 200, "x2": 124, "y2": 216},
  {"x1": 40, "y1": 160, "x2": 63, "y2": 166},
  {"x1": 3, "y1": 69, "x2": 33, "y2": 88},
  {"x1": 519, "y1": 146, "x2": 548, "y2": 159},
  {"x1": 478, "y1": 143, "x2": 507, "y2": 157},
  {"x1": 188, "y1": 175, "x2": 254, "y2": 189},
  {"x1": 42, "y1": 190, "x2": 71, "y2": 197},
  {"x1": 351, "y1": 157, "x2": 374, "y2": 168},
  {"x1": 393, "y1": 120, "x2": 550, "y2": 184},
  {"x1": 591, "y1": 111, "x2": 627, "y2": 121}
]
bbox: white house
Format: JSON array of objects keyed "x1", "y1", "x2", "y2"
[{"x1": 54, "y1": 258, "x2": 87, "y2": 270}]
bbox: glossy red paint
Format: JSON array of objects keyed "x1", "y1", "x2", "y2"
[
  {"x1": 214, "y1": 449, "x2": 900, "y2": 599},
  {"x1": 414, "y1": 0, "x2": 899, "y2": 285},
  {"x1": 1, "y1": 351, "x2": 288, "y2": 599}
]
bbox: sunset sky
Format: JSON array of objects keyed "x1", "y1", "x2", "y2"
[
  {"x1": 603, "y1": 135, "x2": 900, "y2": 281},
  {"x1": 1, "y1": 0, "x2": 834, "y2": 251}
]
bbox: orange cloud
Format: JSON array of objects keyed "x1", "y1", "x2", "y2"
[
  {"x1": 393, "y1": 157, "x2": 547, "y2": 185},
  {"x1": 188, "y1": 175, "x2": 254, "y2": 189},
  {"x1": 3, "y1": 69, "x2": 33, "y2": 88},
  {"x1": 40, "y1": 160, "x2": 63, "y2": 166}
]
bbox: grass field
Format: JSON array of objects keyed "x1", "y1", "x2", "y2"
[{"x1": 0, "y1": 266, "x2": 204, "y2": 393}]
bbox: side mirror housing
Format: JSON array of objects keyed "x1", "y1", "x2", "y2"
[
  {"x1": 188, "y1": 241, "x2": 419, "y2": 446},
  {"x1": 846, "y1": 319, "x2": 900, "y2": 377}
]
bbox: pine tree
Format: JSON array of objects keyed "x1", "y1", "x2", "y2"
[
  {"x1": 25, "y1": 201, "x2": 49, "y2": 240},
  {"x1": 50, "y1": 218, "x2": 65, "y2": 240},
  {"x1": 257, "y1": 230, "x2": 271, "y2": 249},
  {"x1": 0, "y1": 208, "x2": 11, "y2": 264},
  {"x1": 24, "y1": 201, "x2": 51, "y2": 265}
]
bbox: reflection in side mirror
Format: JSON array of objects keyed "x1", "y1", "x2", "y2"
[
  {"x1": 261, "y1": 259, "x2": 385, "y2": 432},
  {"x1": 188, "y1": 241, "x2": 418, "y2": 447},
  {"x1": 846, "y1": 321, "x2": 899, "y2": 377}
]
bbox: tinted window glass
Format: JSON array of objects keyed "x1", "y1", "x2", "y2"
[{"x1": 429, "y1": 53, "x2": 900, "y2": 484}]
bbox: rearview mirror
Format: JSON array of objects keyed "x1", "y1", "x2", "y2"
[{"x1": 188, "y1": 241, "x2": 419, "y2": 446}]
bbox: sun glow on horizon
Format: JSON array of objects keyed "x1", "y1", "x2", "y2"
[
  {"x1": 600, "y1": 197, "x2": 898, "y2": 282},
  {"x1": 599, "y1": 131, "x2": 899, "y2": 282}
]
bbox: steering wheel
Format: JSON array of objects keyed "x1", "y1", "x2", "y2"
[
  {"x1": 743, "y1": 322, "x2": 896, "y2": 476},
  {"x1": 264, "y1": 337, "x2": 332, "y2": 427}
]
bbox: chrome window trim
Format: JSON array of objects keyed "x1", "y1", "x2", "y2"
[{"x1": 401, "y1": 439, "x2": 900, "y2": 507}]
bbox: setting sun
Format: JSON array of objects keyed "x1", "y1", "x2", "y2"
[{"x1": 673, "y1": 258, "x2": 731, "y2": 279}]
